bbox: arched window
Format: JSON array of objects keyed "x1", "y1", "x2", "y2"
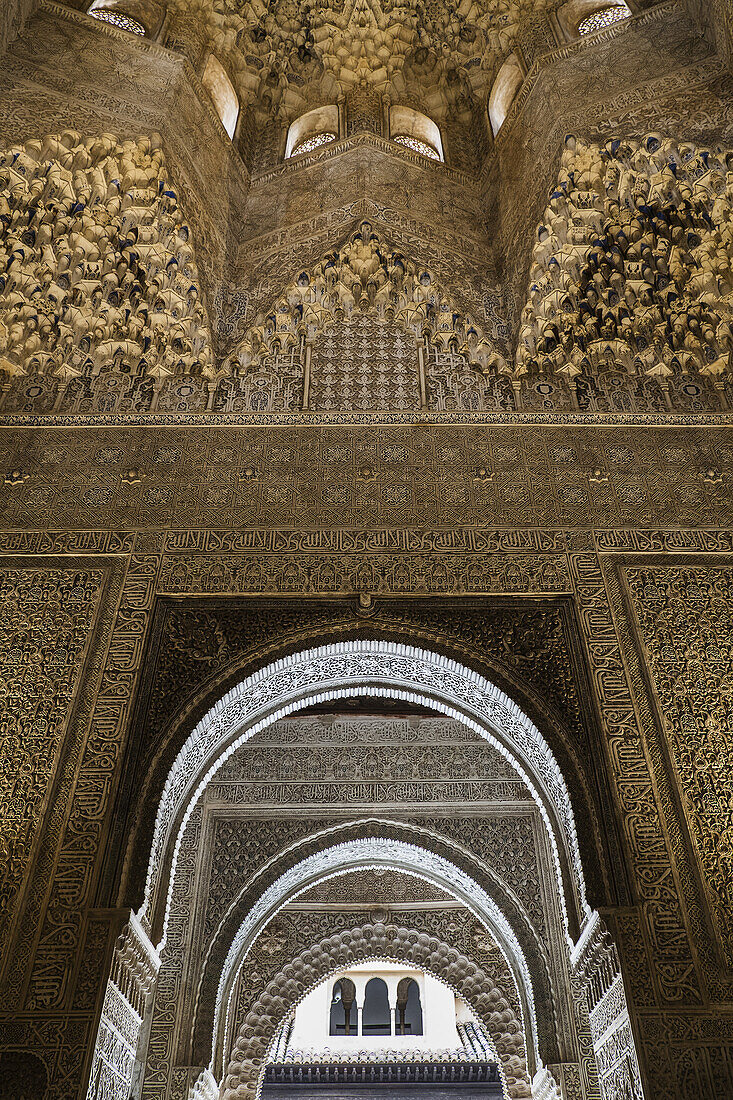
[
  {"x1": 488, "y1": 53, "x2": 523, "y2": 136},
  {"x1": 557, "y1": 1, "x2": 632, "y2": 40},
  {"x1": 362, "y1": 977, "x2": 391, "y2": 1035},
  {"x1": 389, "y1": 105, "x2": 443, "y2": 162},
  {"x1": 577, "y1": 3, "x2": 631, "y2": 35},
  {"x1": 395, "y1": 977, "x2": 423, "y2": 1036},
  {"x1": 286, "y1": 106, "x2": 339, "y2": 159},
  {"x1": 202, "y1": 54, "x2": 239, "y2": 139},
  {"x1": 329, "y1": 978, "x2": 356, "y2": 1036},
  {"x1": 88, "y1": 0, "x2": 145, "y2": 33}
]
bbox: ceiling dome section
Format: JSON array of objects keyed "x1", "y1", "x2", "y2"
[{"x1": 163, "y1": 0, "x2": 573, "y2": 119}]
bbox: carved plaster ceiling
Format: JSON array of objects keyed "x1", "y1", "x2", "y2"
[{"x1": 170, "y1": 0, "x2": 566, "y2": 116}]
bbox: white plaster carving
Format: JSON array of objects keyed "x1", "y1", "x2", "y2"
[
  {"x1": 213, "y1": 838, "x2": 539, "y2": 1075},
  {"x1": 87, "y1": 912, "x2": 161, "y2": 1100},
  {"x1": 141, "y1": 642, "x2": 589, "y2": 950}
]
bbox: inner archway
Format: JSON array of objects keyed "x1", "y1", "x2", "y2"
[
  {"x1": 222, "y1": 932, "x2": 528, "y2": 1100},
  {"x1": 209, "y1": 835, "x2": 543, "y2": 1077},
  {"x1": 90, "y1": 640, "x2": 645, "y2": 1100}
]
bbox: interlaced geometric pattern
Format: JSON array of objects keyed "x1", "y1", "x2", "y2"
[
  {"x1": 291, "y1": 132, "x2": 337, "y2": 157},
  {"x1": 427, "y1": 346, "x2": 515, "y2": 411},
  {"x1": 213, "y1": 347, "x2": 304, "y2": 412},
  {"x1": 578, "y1": 4, "x2": 630, "y2": 36},
  {"x1": 308, "y1": 315, "x2": 421, "y2": 411},
  {"x1": 392, "y1": 134, "x2": 441, "y2": 161},
  {"x1": 89, "y1": 9, "x2": 146, "y2": 34}
]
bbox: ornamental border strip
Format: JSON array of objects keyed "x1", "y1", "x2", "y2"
[
  {"x1": 1, "y1": 410, "x2": 732, "y2": 427},
  {"x1": 250, "y1": 130, "x2": 477, "y2": 187}
]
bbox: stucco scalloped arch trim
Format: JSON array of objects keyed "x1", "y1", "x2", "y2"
[
  {"x1": 213, "y1": 839, "x2": 540, "y2": 1075},
  {"x1": 219, "y1": 927, "x2": 532, "y2": 1100},
  {"x1": 141, "y1": 641, "x2": 589, "y2": 944}
]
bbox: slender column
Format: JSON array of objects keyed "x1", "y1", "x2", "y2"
[
  {"x1": 278, "y1": 120, "x2": 289, "y2": 161},
  {"x1": 386, "y1": 976, "x2": 399, "y2": 1036},
  {"x1": 417, "y1": 340, "x2": 428, "y2": 409},
  {"x1": 714, "y1": 378, "x2": 729, "y2": 409},
  {"x1": 303, "y1": 341, "x2": 312, "y2": 410},
  {"x1": 353, "y1": 976, "x2": 368, "y2": 1036},
  {"x1": 149, "y1": 378, "x2": 164, "y2": 413},
  {"x1": 569, "y1": 377, "x2": 580, "y2": 410},
  {"x1": 52, "y1": 379, "x2": 70, "y2": 412},
  {"x1": 381, "y1": 94, "x2": 391, "y2": 140}
]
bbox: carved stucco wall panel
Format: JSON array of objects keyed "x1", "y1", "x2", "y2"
[
  {"x1": 0, "y1": 566, "x2": 105, "y2": 957},
  {"x1": 0, "y1": 425, "x2": 730, "y2": 534},
  {"x1": 198, "y1": 812, "x2": 550, "y2": 947},
  {"x1": 568, "y1": 550, "x2": 708, "y2": 1013},
  {"x1": 0, "y1": 0, "x2": 35, "y2": 58},
  {"x1": 0, "y1": 546, "x2": 730, "y2": 1097},
  {"x1": 625, "y1": 566, "x2": 733, "y2": 966},
  {"x1": 0, "y1": 554, "x2": 142, "y2": 1100},
  {"x1": 0, "y1": 554, "x2": 158, "y2": 1100}
]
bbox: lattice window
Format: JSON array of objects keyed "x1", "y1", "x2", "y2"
[
  {"x1": 308, "y1": 315, "x2": 421, "y2": 411},
  {"x1": 392, "y1": 134, "x2": 441, "y2": 161},
  {"x1": 577, "y1": 4, "x2": 630, "y2": 36},
  {"x1": 291, "y1": 132, "x2": 337, "y2": 157},
  {"x1": 89, "y1": 9, "x2": 145, "y2": 33}
]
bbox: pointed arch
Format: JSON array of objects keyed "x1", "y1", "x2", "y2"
[
  {"x1": 188, "y1": 816, "x2": 560, "y2": 1075},
  {"x1": 210, "y1": 836, "x2": 540, "y2": 1082}
]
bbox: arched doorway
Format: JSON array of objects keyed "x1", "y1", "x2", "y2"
[{"x1": 87, "y1": 641, "x2": 645, "y2": 1100}]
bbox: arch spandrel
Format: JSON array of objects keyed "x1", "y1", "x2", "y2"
[{"x1": 138, "y1": 642, "x2": 591, "y2": 948}]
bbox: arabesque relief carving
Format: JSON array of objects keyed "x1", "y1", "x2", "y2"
[
  {"x1": 0, "y1": 567, "x2": 103, "y2": 956},
  {"x1": 626, "y1": 566, "x2": 733, "y2": 965},
  {"x1": 1, "y1": 1, "x2": 733, "y2": 1098}
]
